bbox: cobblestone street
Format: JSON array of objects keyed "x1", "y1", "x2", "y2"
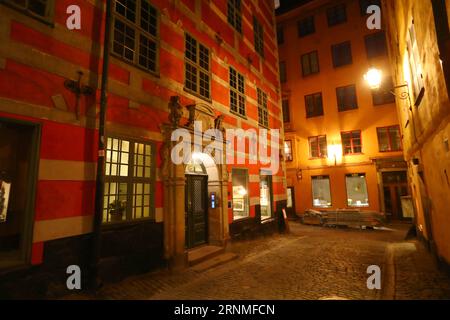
[{"x1": 66, "y1": 222, "x2": 450, "y2": 300}]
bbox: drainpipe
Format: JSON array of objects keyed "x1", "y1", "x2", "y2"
[{"x1": 90, "y1": 0, "x2": 112, "y2": 290}]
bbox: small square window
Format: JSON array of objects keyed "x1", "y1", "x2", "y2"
[{"x1": 327, "y1": 4, "x2": 347, "y2": 26}]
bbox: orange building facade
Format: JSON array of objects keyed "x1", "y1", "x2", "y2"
[
  {"x1": 276, "y1": 0, "x2": 407, "y2": 217},
  {"x1": 0, "y1": 0, "x2": 285, "y2": 297}
]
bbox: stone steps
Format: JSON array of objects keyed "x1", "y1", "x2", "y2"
[
  {"x1": 187, "y1": 245, "x2": 238, "y2": 272},
  {"x1": 191, "y1": 252, "x2": 239, "y2": 272},
  {"x1": 188, "y1": 245, "x2": 224, "y2": 266}
]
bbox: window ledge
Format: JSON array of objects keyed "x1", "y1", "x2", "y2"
[
  {"x1": 230, "y1": 110, "x2": 247, "y2": 120},
  {"x1": 1, "y1": 2, "x2": 54, "y2": 27}
]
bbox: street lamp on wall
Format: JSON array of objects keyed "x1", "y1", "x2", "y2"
[
  {"x1": 364, "y1": 67, "x2": 411, "y2": 101},
  {"x1": 327, "y1": 143, "x2": 342, "y2": 166},
  {"x1": 364, "y1": 67, "x2": 418, "y2": 143}
]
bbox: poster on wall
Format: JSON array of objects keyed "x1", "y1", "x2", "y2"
[{"x1": 0, "y1": 180, "x2": 11, "y2": 223}]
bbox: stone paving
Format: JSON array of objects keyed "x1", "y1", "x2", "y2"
[{"x1": 63, "y1": 221, "x2": 450, "y2": 300}]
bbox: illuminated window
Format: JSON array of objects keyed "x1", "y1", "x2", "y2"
[
  {"x1": 377, "y1": 126, "x2": 402, "y2": 152},
  {"x1": 112, "y1": 0, "x2": 159, "y2": 73},
  {"x1": 309, "y1": 136, "x2": 327, "y2": 158},
  {"x1": 253, "y1": 16, "x2": 264, "y2": 57},
  {"x1": 227, "y1": 0, "x2": 242, "y2": 33},
  {"x1": 346, "y1": 173, "x2": 369, "y2": 207},
  {"x1": 284, "y1": 140, "x2": 293, "y2": 161},
  {"x1": 341, "y1": 130, "x2": 362, "y2": 154},
  {"x1": 260, "y1": 172, "x2": 273, "y2": 221},
  {"x1": 103, "y1": 137, "x2": 155, "y2": 223},
  {"x1": 257, "y1": 88, "x2": 269, "y2": 127},
  {"x1": 229, "y1": 67, "x2": 246, "y2": 116},
  {"x1": 185, "y1": 33, "x2": 210, "y2": 100},
  {"x1": 232, "y1": 168, "x2": 249, "y2": 220},
  {"x1": 312, "y1": 176, "x2": 332, "y2": 208}
]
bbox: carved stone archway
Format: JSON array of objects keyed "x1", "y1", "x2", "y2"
[{"x1": 160, "y1": 97, "x2": 229, "y2": 269}]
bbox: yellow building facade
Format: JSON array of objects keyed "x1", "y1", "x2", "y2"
[
  {"x1": 383, "y1": 0, "x2": 450, "y2": 266},
  {"x1": 277, "y1": 0, "x2": 406, "y2": 218}
]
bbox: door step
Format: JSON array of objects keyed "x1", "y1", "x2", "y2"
[
  {"x1": 191, "y1": 252, "x2": 239, "y2": 272},
  {"x1": 188, "y1": 245, "x2": 224, "y2": 266}
]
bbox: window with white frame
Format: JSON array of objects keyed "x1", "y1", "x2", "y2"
[{"x1": 103, "y1": 137, "x2": 155, "y2": 223}]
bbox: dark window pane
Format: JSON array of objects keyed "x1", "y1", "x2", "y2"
[
  {"x1": 280, "y1": 61, "x2": 287, "y2": 83},
  {"x1": 327, "y1": 4, "x2": 347, "y2": 26},
  {"x1": 298, "y1": 16, "x2": 315, "y2": 37},
  {"x1": 372, "y1": 77, "x2": 396, "y2": 105},
  {"x1": 277, "y1": 25, "x2": 284, "y2": 44},
  {"x1": 305, "y1": 93, "x2": 323, "y2": 118},
  {"x1": 359, "y1": 0, "x2": 381, "y2": 15},
  {"x1": 282, "y1": 99, "x2": 290, "y2": 123},
  {"x1": 253, "y1": 16, "x2": 264, "y2": 57},
  {"x1": 332, "y1": 41, "x2": 352, "y2": 67},
  {"x1": 337, "y1": 85, "x2": 358, "y2": 111},
  {"x1": 302, "y1": 51, "x2": 319, "y2": 76},
  {"x1": 228, "y1": 0, "x2": 242, "y2": 33},
  {"x1": 365, "y1": 32, "x2": 387, "y2": 58}
]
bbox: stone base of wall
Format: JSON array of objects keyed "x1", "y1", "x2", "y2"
[{"x1": 0, "y1": 221, "x2": 164, "y2": 299}]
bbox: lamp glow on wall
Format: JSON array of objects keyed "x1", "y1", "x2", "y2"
[
  {"x1": 364, "y1": 68, "x2": 383, "y2": 89},
  {"x1": 327, "y1": 143, "x2": 342, "y2": 166}
]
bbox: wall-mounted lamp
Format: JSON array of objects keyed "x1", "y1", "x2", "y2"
[
  {"x1": 296, "y1": 169, "x2": 302, "y2": 181},
  {"x1": 327, "y1": 143, "x2": 342, "y2": 166},
  {"x1": 364, "y1": 67, "x2": 411, "y2": 101}
]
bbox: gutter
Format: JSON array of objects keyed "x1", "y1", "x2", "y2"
[{"x1": 90, "y1": 0, "x2": 112, "y2": 290}]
